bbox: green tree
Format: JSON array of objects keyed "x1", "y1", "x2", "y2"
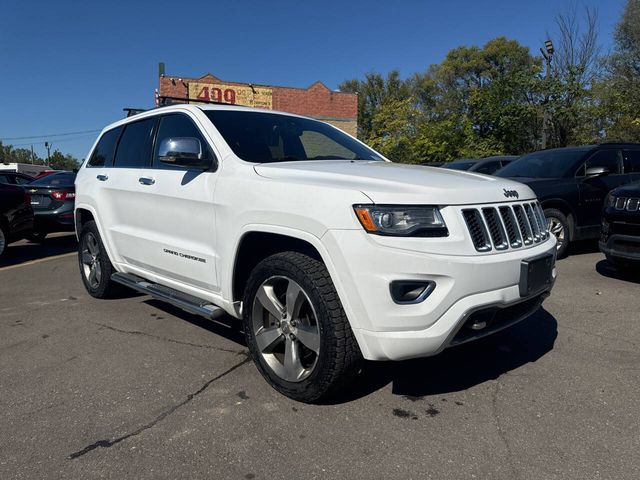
[
  {"x1": 599, "y1": 0, "x2": 640, "y2": 141},
  {"x1": 47, "y1": 149, "x2": 79, "y2": 170}
]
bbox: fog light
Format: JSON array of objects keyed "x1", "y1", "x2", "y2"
[{"x1": 389, "y1": 281, "x2": 435, "y2": 304}]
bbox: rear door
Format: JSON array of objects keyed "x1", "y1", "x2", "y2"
[
  {"x1": 132, "y1": 113, "x2": 219, "y2": 292},
  {"x1": 97, "y1": 117, "x2": 157, "y2": 268}
]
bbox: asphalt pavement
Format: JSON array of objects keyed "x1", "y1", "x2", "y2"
[{"x1": 1, "y1": 234, "x2": 639, "y2": 479}]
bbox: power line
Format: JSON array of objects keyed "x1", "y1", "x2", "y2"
[
  {"x1": 0, "y1": 129, "x2": 101, "y2": 141},
  {"x1": 9, "y1": 133, "x2": 99, "y2": 148}
]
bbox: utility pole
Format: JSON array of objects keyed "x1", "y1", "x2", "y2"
[
  {"x1": 30, "y1": 145, "x2": 35, "y2": 164},
  {"x1": 540, "y1": 40, "x2": 554, "y2": 150},
  {"x1": 44, "y1": 141, "x2": 52, "y2": 162}
]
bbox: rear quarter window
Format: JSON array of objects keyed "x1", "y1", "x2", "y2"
[{"x1": 87, "y1": 127, "x2": 122, "y2": 168}]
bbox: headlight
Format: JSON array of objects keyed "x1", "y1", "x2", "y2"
[
  {"x1": 353, "y1": 205, "x2": 448, "y2": 237},
  {"x1": 606, "y1": 192, "x2": 616, "y2": 207}
]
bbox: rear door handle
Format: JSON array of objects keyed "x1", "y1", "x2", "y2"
[
  {"x1": 96, "y1": 174, "x2": 108, "y2": 181},
  {"x1": 138, "y1": 177, "x2": 155, "y2": 185}
]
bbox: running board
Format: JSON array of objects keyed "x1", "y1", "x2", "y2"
[{"x1": 111, "y1": 272, "x2": 226, "y2": 320}]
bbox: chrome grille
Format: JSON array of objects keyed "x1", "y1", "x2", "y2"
[
  {"x1": 463, "y1": 202, "x2": 549, "y2": 252},
  {"x1": 614, "y1": 197, "x2": 639, "y2": 212}
]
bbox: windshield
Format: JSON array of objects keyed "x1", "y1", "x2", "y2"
[
  {"x1": 496, "y1": 150, "x2": 586, "y2": 178},
  {"x1": 444, "y1": 161, "x2": 475, "y2": 170},
  {"x1": 205, "y1": 110, "x2": 383, "y2": 163}
]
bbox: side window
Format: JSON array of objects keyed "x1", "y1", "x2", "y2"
[
  {"x1": 579, "y1": 149, "x2": 623, "y2": 176},
  {"x1": 623, "y1": 150, "x2": 640, "y2": 173},
  {"x1": 113, "y1": 118, "x2": 156, "y2": 168},
  {"x1": 152, "y1": 114, "x2": 213, "y2": 169},
  {"x1": 0, "y1": 174, "x2": 10, "y2": 184},
  {"x1": 299, "y1": 130, "x2": 357, "y2": 160},
  {"x1": 87, "y1": 127, "x2": 122, "y2": 168}
]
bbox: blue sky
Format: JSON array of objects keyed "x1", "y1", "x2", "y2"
[{"x1": 0, "y1": 0, "x2": 624, "y2": 161}]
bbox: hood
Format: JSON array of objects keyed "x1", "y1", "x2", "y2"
[
  {"x1": 612, "y1": 181, "x2": 640, "y2": 197},
  {"x1": 254, "y1": 160, "x2": 535, "y2": 205}
]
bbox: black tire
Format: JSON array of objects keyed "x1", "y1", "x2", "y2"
[
  {"x1": 243, "y1": 251, "x2": 362, "y2": 403},
  {"x1": 78, "y1": 221, "x2": 126, "y2": 298},
  {"x1": 544, "y1": 208, "x2": 570, "y2": 259},
  {"x1": 27, "y1": 230, "x2": 47, "y2": 243}
]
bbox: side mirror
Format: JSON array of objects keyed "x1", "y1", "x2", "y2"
[
  {"x1": 585, "y1": 166, "x2": 609, "y2": 178},
  {"x1": 158, "y1": 137, "x2": 209, "y2": 168}
]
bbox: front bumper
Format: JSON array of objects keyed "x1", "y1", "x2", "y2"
[
  {"x1": 599, "y1": 235, "x2": 640, "y2": 261},
  {"x1": 323, "y1": 229, "x2": 557, "y2": 361}
]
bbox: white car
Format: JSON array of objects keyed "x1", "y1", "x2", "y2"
[{"x1": 75, "y1": 104, "x2": 557, "y2": 402}]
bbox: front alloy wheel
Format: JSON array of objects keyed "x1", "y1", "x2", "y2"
[
  {"x1": 252, "y1": 276, "x2": 320, "y2": 382},
  {"x1": 243, "y1": 251, "x2": 362, "y2": 403},
  {"x1": 547, "y1": 216, "x2": 565, "y2": 250}
]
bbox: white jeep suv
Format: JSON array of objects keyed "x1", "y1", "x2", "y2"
[{"x1": 75, "y1": 104, "x2": 557, "y2": 402}]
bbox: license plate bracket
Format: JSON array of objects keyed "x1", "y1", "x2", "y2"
[{"x1": 519, "y1": 253, "x2": 554, "y2": 297}]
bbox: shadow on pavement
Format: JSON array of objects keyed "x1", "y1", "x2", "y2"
[
  {"x1": 144, "y1": 299, "x2": 247, "y2": 348},
  {"x1": 566, "y1": 239, "x2": 600, "y2": 257},
  {"x1": 595, "y1": 259, "x2": 640, "y2": 285},
  {"x1": 0, "y1": 233, "x2": 77, "y2": 268},
  {"x1": 142, "y1": 296, "x2": 557, "y2": 404},
  {"x1": 332, "y1": 307, "x2": 558, "y2": 404}
]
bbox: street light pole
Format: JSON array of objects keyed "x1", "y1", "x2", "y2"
[
  {"x1": 540, "y1": 40, "x2": 554, "y2": 150},
  {"x1": 44, "y1": 141, "x2": 52, "y2": 162}
]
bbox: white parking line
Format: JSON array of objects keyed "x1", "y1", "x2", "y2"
[{"x1": 0, "y1": 252, "x2": 76, "y2": 272}]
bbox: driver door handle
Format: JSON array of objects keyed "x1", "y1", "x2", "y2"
[
  {"x1": 138, "y1": 177, "x2": 155, "y2": 186},
  {"x1": 96, "y1": 174, "x2": 108, "y2": 181}
]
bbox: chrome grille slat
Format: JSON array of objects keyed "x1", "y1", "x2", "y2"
[
  {"x1": 463, "y1": 209, "x2": 491, "y2": 252},
  {"x1": 513, "y1": 204, "x2": 534, "y2": 245},
  {"x1": 464, "y1": 201, "x2": 549, "y2": 252},
  {"x1": 482, "y1": 207, "x2": 508, "y2": 250},
  {"x1": 626, "y1": 198, "x2": 638, "y2": 212},
  {"x1": 499, "y1": 206, "x2": 523, "y2": 248},
  {"x1": 524, "y1": 203, "x2": 541, "y2": 242}
]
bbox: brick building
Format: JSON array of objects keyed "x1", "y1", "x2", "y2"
[{"x1": 157, "y1": 71, "x2": 358, "y2": 136}]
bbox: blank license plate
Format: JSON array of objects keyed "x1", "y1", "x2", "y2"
[{"x1": 519, "y1": 254, "x2": 554, "y2": 297}]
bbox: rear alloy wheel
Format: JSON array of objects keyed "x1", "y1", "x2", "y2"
[
  {"x1": 78, "y1": 221, "x2": 126, "y2": 298},
  {"x1": 0, "y1": 225, "x2": 6, "y2": 257},
  {"x1": 544, "y1": 208, "x2": 570, "y2": 258},
  {"x1": 243, "y1": 252, "x2": 362, "y2": 403}
]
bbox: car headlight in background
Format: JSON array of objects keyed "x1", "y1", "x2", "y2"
[
  {"x1": 606, "y1": 192, "x2": 616, "y2": 207},
  {"x1": 353, "y1": 205, "x2": 448, "y2": 237}
]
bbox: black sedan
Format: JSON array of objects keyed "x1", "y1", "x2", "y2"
[
  {"x1": 0, "y1": 183, "x2": 34, "y2": 257},
  {"x1": 0, "y1": 171, "x2": 35, "y2": 186},
  {"x1": 26, "y1": 171, "x2": 76, "y2": 241},
  {"x1": 600, "y1": 182, "x2": 640, "y2": 271}
]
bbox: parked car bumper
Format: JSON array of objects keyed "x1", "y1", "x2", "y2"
[{"x1": 323, "y1": 229, "x2": 557, "y2": 361}]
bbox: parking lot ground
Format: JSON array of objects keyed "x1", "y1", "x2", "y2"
[{"x1": 1, "y1": 236, "x2": 639, "y2": 479}]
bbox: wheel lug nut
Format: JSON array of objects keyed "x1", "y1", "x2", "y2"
[{"x1": 289, "y1": 334, "x2": 295, "y2": 340}]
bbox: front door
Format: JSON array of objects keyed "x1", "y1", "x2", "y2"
[
  {"x1": 133, "y1": 113, "x2": 219, "y2": 293},
  {"x1": 577, "y1": 148, "x2": 628, "y2": 230}
]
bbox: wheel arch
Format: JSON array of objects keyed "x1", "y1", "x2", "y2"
[{"x1": 231, "y1": 229, "x2": 326, "y2": 304}]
